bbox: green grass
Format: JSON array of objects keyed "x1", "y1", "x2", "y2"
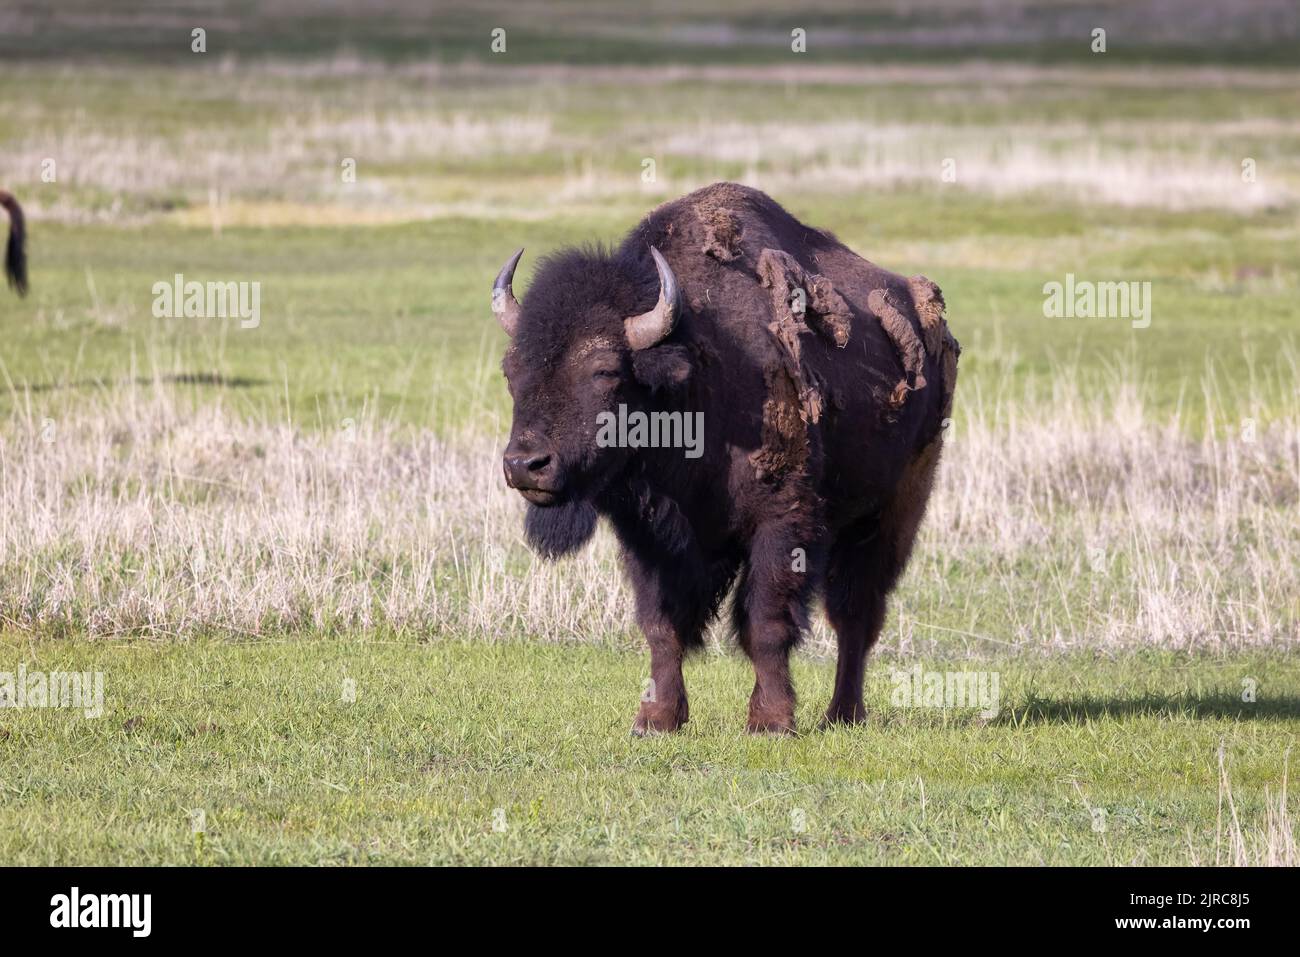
[
  {"x1": 2, "y1": 0, "x2": 1296, "y2": 66},
  {"x1": 2, "y1": 4, "x2": 1298, "y2": 866},
  {"x1": 6, "y1": 194, "x2": 1299, "y2": 432},
  {"x1": 2, "y1": 636, "x2": 1295, "y2": 865},
  {"x1": 4, "y1": 20, "x2": 1299, "y2": 433}
]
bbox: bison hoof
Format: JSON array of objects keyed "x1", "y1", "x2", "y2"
[
  {"x1": 820, "y1": 701, "x2": 868, "y2": 728},
  {"x1": 746, "y1": 711, "x2": 797, "y2": 736},
  {"x1": 631, "y1": 702, "x2": 687, "y2": 737}
]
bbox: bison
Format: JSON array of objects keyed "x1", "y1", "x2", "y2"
[
  {"x1": 493, "y1": 182, "x2": 959, "y2": 735},
  {"x1": 1, "y1": 190, "x2": 27, "y2": 296}
]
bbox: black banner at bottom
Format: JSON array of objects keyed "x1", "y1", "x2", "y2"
[{"x1": 0, "y1": 865, "x2": 1290, "y2": 943}]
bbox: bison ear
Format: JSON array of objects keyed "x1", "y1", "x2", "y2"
[{"x1": 631, "y1": 343, "x2": 694, "y2": 394}]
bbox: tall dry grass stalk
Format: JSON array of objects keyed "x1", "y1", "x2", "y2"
[
  {"x1": 1189, "y1": 745, "x2": 1297, "y2": 866},
  {"x1": 0, "y1": 363, "x2": 1296, "y2": 652},
  {"x1": 660, "y1": 121, "x2": 1294, "y2": 211}
]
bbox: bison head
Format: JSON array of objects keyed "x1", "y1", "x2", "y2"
[{"x1": 493, "y1": 245, "x2": 692, "y2": 557}]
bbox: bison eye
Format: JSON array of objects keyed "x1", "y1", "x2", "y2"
[{"x1": 592, "y1": 368, "x2": 620, "y2": 382}]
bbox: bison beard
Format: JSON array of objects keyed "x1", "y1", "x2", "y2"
[
  {"x1": 495, "y1": 182, "x2": 959, "y2": 736},
  {"x1": 524, "y1": 499, "x2": 598, "y2": 559}
]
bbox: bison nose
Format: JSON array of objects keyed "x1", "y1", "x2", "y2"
[{"x1": 503, "y1": 449, "x2": 556, "y2": 489}]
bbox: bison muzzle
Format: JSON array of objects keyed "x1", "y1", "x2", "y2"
[{"x1": 494, "y1": 183, "x2": 959, "y2": 735}]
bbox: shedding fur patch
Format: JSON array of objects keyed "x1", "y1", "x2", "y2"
[
  {"x1": 907, "y1": 275, "x2": 961, "y2": 420},
  {"x1": 866, "y1": 287, "x2": 928, "y2": 410},
  {"x1": 750, "y1": 364, "x2": 810, "y2": 482},
  {"x1": 802, "y1": 274, "x2": 853, "y2": 347},
  {"x1": 693, "y1": 197, "x2": 743, "y2": 262},
  {"x1": 757, "y1": 248, "x2": 852, "y2": 349},
  {"x1": 749, "y1": 247, "x2": 852, "y2": 483}
]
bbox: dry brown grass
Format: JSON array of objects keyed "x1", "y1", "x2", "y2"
[
  {"x1": 4, "y1": 58, "x2": 1297, "y2": 224},
  {"x1": 1188, "y1": 745, "x2": 1298, "y2": 866},
  {"x1": 1, "y1": 360, "x2": 1296, "y2": 653},
  {"x1": 661, "y1": 121, "x2": 1295, "y2": 211}
]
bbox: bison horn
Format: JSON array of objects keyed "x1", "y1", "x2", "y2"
[
  {"x1": 492, "y1": 247, "x2": 524, "y2": 337},
  {"x1": 624, "y1": 247, "x2": 680, "y2": 350}
]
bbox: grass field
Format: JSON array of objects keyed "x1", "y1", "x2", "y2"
[
  {"x1": 2, "y1": 637, "x2": 1296, "y2": 865},
  {"x1": 1, "y1": 1, "x2": 1298, "y2": 865}
]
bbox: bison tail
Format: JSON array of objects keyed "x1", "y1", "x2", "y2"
[{"x1": 1, "y1": 190, "x2": 28, "y2": 296}]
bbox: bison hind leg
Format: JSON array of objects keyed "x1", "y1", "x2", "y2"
[
  {"x1": 732, "y1": 520, "x2": 820, "y2": 735},
  {"x1": 822, "y1": 524, "x2": 891, "y2": 727},
  {"x1": 822, "y1": 437, "x2": 945, "y2": 727}
]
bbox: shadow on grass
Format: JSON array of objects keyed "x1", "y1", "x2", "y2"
[
  {"x1": 998, "y1": 691, "x2": 1300, "y2": 725},
  {"x1": 13, "y1": 373, "x2": 266, "y2": 394}
]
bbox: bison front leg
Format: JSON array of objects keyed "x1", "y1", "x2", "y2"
[
  {"x1": 633, "y1": 619, "x2": 690, "y2": 736},
  {"x1": 735, "y1": 523, "x2": 812, "y2": 735},
  {"x1": 621, "y1": 551, "x2": 707, "y2": 736}
]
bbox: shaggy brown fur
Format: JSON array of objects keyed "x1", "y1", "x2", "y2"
[{"x1": 497, "y1": 182, "x2": 959, "y2": 734}]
